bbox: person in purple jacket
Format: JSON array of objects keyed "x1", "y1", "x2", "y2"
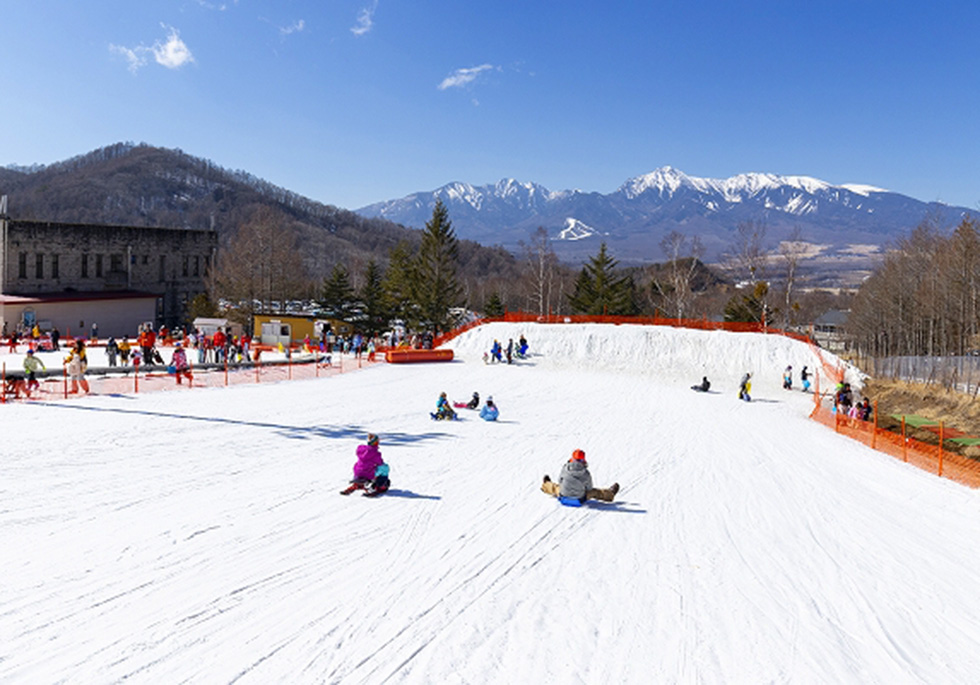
[{"x1": 341, "y1": 433, "x2": 389, "y2": 494}]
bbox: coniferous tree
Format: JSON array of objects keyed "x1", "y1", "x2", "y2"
[
  {"x1": 484, "y1": 292, "x2": 506, "y2": 318},
  {"x1": 723, "y1": 282, "x2": 774, "y2": 323},
  {"x1": 358, "y1": 260, "x2": 389, "y2": 336},
  {"x1": 320, "y1": 263, "x2": 356, "y2": 321},
  {"x1": 567, "y1": 243, "x2": 638, "y2": 315},
  {"x1": 415, "y1": 200, "x2": 463, "y2": 331},
  {"x1": 383, "y1": 240, "x2": 420, "y2": 330},
  {"x1": 188, "y1": 292, "x2": 220, "y2": 320}
]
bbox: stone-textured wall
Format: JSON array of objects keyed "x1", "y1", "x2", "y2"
[{"x1": 2, "y1": 220, "x2": 218, "y2": 328}]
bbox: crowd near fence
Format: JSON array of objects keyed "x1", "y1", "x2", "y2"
[
  {"x1": 5, "y1": 311, "x2": 979, "y2": 489},
  {"x1": 2, "y1": 343, "x2": 383, "y2": 403},
  {"x1": 808, "y1": 374, "x2": 980, "y2": 489}
]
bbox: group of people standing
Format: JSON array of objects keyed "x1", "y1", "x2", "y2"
[
  {"x1": 485, "y1": 335, "x2": 529, "y2": 364},
  {"x1": 781, "y1": 365, "x2": 811, "y2": 392}
]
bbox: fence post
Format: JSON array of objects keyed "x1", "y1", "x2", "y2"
[
  {"x1": 288, "y1": 349, "x2": 292, "y2": 380},
  {"x1": 224, "y1": 356, "x2": 228, "y2": 386},
  {"x1": 64, "y1": 364, "x2": 69, "y2": 399},
  {"x1": 902, "y1": 416, "x2": 907, "y2": 462},
  {"x1": 1, "y1": 362, "x2": 5, "y2": 403},
  {"x1": 938, "y1": 421, "x2": 944, "y2": 477},
  {"x1": 255, "y1": 357, "x2": 260, "y2": 383},
  {"x1": 872, "y1": 399, "x2": 878, "y2": 449},
  {"x1": 134, "y1": 358, "x2": 139, "y2": 394}
]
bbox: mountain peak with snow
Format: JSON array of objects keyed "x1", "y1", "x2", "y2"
[
  {"x1": 356, "y1": 165, "x2": 969, "y2": 266},
  {"x1": 617, "y1": 166, "x2": 879, "y2": 201}
]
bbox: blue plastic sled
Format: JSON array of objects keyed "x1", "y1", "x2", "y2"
[{"x1": 558, "y1": 496, "x2": 584, "y2": 507}]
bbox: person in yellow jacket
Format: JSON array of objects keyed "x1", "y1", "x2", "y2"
[
  {"x1": 64, "y1": 339, "x2": 90, "y2": 394},
  {"x1": 118, "y1": 337, "x2": 132, "y2": 365}
]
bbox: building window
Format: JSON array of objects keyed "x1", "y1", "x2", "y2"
[
  {"x1": 110, "y1": 254, "x2": 123, "y2": 272},
  {"x1": 182, "y1": 256, "x2": 189, "y2": 277},
  {"x1": 18, "y1": 252, "x2": 27, "y2": 278},
  {"x1": 52, "y1": 254, "x2": 59, "y2": 279},
  {"x1": 142, "y1": 255, "x2": 149, "y2": 265},
  {"x1": 81, "y1": 254, "x2": 89, "y2": 278},
  {"x1": 36, "y1": 253, "x2": 43, "y2": 279},
  {"x1": 194, "y1": 256, "x2": 200, "y2": 277},
  {"x1": 96, "y1": 254, "x2": 103, "y2": 277},
  {"x1": 159, "y1": 255, "x2": 166, "y2": 282}
]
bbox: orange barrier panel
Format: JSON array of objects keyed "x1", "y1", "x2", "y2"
[
  {"x1": 810, "y1": 398, "x2": 980, "y2": 489},
  {"x1": 432, "y1": 312, "x2": 815, "y2": 348},
  {"x1": 385, "y1": 349, "x2": 454, "y2": 364}
]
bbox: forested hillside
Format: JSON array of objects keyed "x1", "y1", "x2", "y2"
[{"x1": 0, "y1": 143, "x2": 522, "y2": 295}]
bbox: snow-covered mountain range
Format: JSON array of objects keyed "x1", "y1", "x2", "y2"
[{"x1": 357, "y1": 167, "x2": 972, "y2": 266}]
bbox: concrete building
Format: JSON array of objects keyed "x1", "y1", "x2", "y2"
[{"x1": 0, "y1": 204, "x2": 218, "y2": 338}]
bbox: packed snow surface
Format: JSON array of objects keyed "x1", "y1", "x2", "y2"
[{"x1": 2, "y1": 323, "x2": 979, "y2": 684}]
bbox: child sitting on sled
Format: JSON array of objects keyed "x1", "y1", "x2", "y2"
[
  {"x1": 480, "y1": 397, "x2": 499, "y2": 421},
  {"x1": 341, "y1": 433, "x2": 390, "y2": 495},
  {"x1": 541, "y1": 449, "x2": 619, "y2": 505},
  {"x1": 432, "y1": 391, "x2": 457, "y2": 420}
]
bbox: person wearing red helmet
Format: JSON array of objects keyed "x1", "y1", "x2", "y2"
[{"x1": 541, "y1": 449, "x2": 619, "y2": 504}]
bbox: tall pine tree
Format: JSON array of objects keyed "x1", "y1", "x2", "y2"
[
  {"x1": 358, "y1": 260, "x2": 389, "y2": 336},
  {"x1": 568, "y1": 243, "x2": 638, "y2": 315},
  {"x1": 320, "y1": 263, "x2": 356, "y2": 321},
  {"x1": 383, "y1": 240, "x2": 420, "y2": 330},
  {"x1": 415, "y1": 200, "x2": 463, "y2": 331}
]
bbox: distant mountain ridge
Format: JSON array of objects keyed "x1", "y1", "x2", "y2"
[{"x1": 357, "y1": 167, "x2": 974, "y2": 265}]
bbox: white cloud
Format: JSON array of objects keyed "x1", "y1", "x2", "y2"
[
  {"x1": 438, "y1": 64, "x2": 495, "y2": 91},
  {"x1": 152, "y1": 26, "x2": 195, "y2": 69},
  {"x1": 109, "y1": 44, "x2": 147, "y2": 74},
  {"x1": 195, "y1": 0, "x2": 232, "y2": 9},
  {"x1": 110, "y1": 25, "x2": 195, "y2": 73},
  {"x1": 351, "y1": 1, "x2": 378, "y2": 36},
  {"x1": 280, "y1": 19, "x2": 305, "y2": 36}
]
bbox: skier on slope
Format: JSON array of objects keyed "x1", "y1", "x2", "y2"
[
  {"x1": 541, "y1": 449, "x2": 619, "y2": 505},
  {"x1": 341, "y1": 433, "x2": 390, "y2": 495}
]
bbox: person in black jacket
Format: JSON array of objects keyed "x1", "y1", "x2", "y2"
[{"x1": 692, "y1": 376, "x2": 710, "y2": 392}]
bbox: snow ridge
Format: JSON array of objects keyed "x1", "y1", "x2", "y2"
[{"x1": 618, "y1": 166, "x2": 888, "y2": 214}]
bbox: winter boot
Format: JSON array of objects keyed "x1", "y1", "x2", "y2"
[
  {"x1": 543, "y1": 475, "x2": 551, "y2": 484},
  {"x1": 611, "y1": 483, "x2": 620, "y2": 496}
]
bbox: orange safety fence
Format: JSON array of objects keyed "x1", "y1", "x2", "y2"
[
  {"x1": 809, "y1": 375, "x2": 980, "y2": 489},
  {"x1": 433, "y1": 311, "x2": 814, "y2": 348}
]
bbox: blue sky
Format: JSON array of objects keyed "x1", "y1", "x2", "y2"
[{"x1": 1, "y1": 1, "x2": 979, "y2": 211}]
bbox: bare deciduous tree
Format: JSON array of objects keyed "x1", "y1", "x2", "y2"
[
  {"x1": 521, "y1": 227, "x2": 560, "y2": 316},
  {"x1": 725, "y1": 220, "x2": 771, "y2": 323},
  {"x1": 652, "y1": 230, "x2": 705, "y2": 319},
  {"x1": 778, "y1": 227, "x2": 808, "y2": 329},
  {"x1": 210, "y1": 206, "x2": 310, "y2": 328}
]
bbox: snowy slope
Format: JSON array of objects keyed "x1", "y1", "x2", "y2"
[{"x1": 1, "y1": 324, "x2": 978, "y2": 684}]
